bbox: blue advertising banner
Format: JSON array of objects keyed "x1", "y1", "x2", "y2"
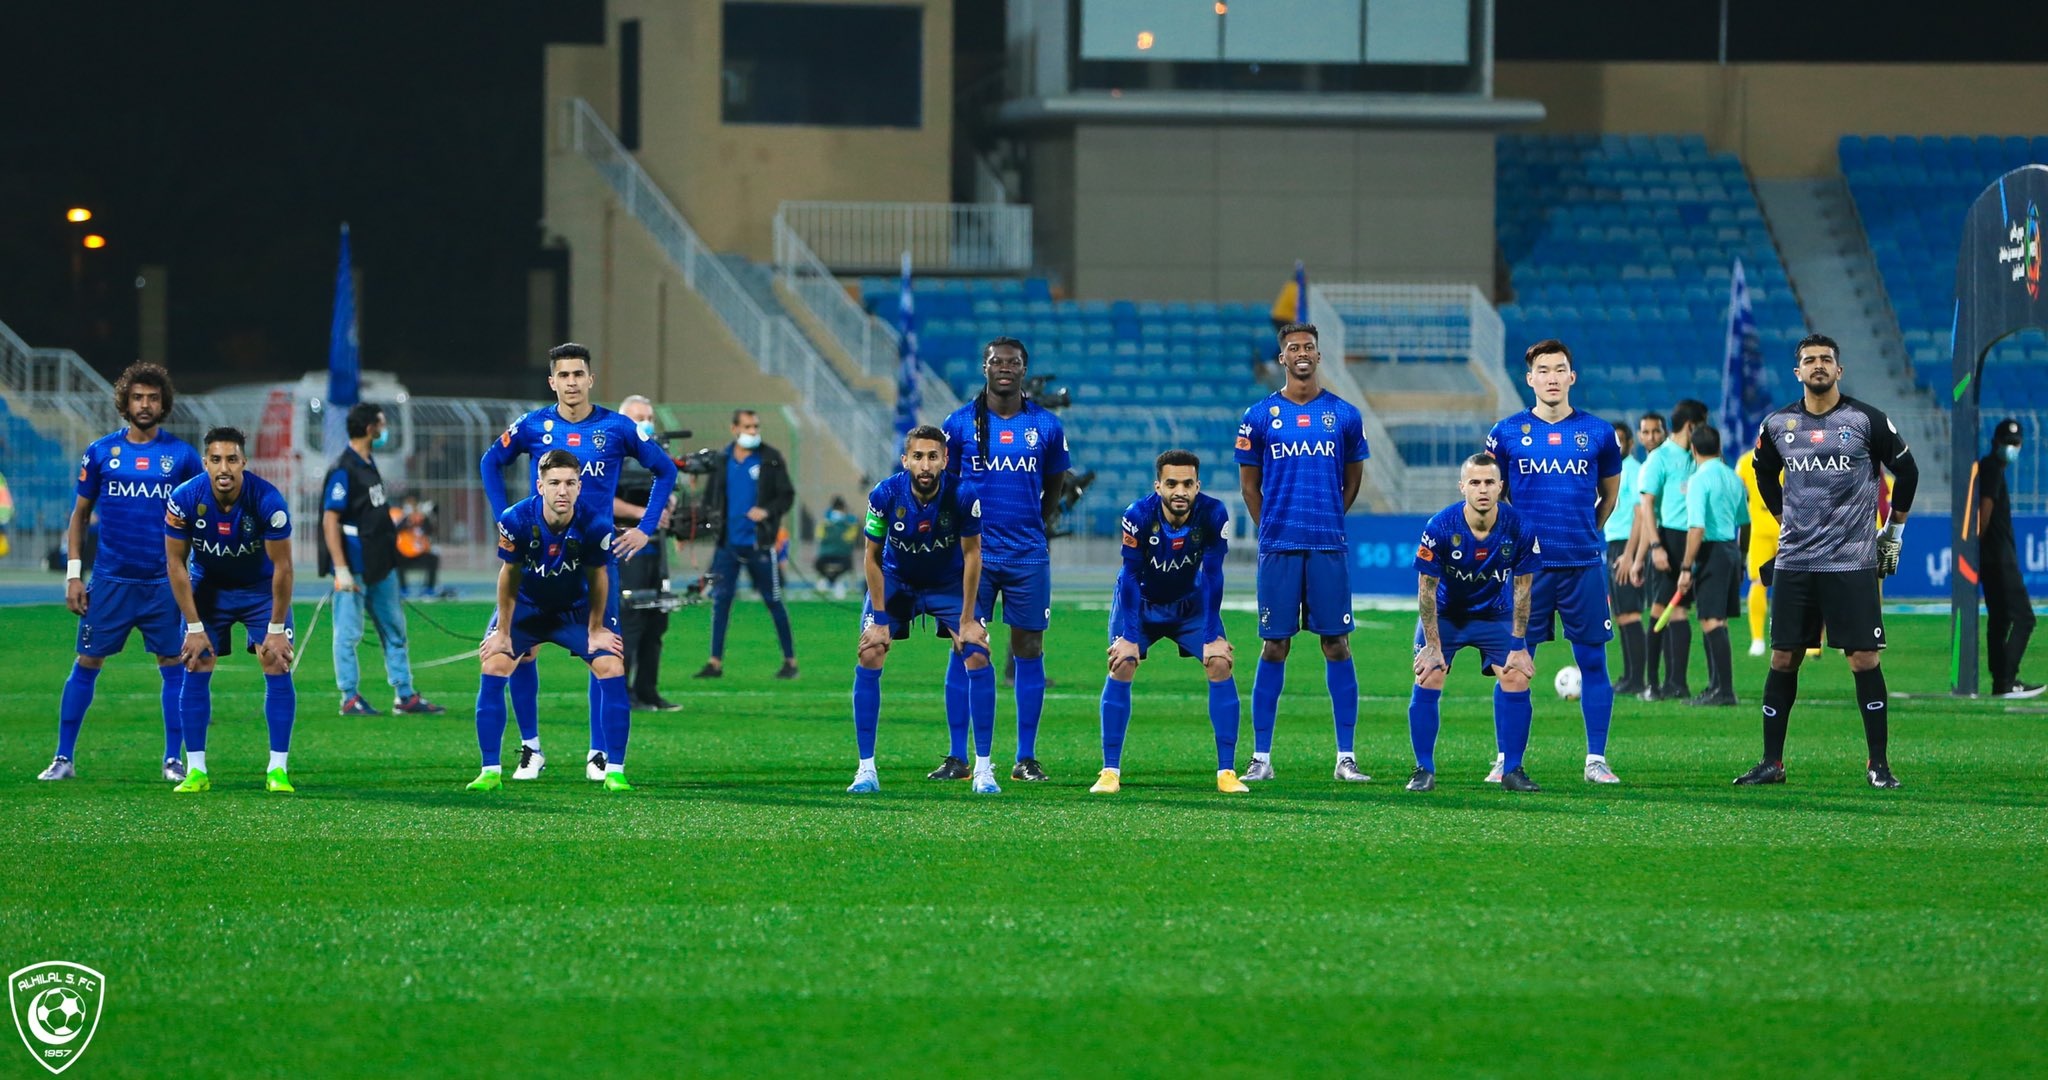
[{"x1": 1346, "y1": 512, "x2": 2048, "y2": 601}]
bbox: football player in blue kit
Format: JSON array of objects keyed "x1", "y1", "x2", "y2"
[
  {"x1": 40, "y1": 363, "x2": 204, "y2": 783},
  {"x1": 847, "y1": 426, "x2": 994, "y2": 793},
  {"x1": 480, "y1": 343, "x2": 676, "y2": 781},
  {"x1": 469, "y1": 450, "x2": 633, "y2": 793},
  {"x1": 1484, "y1": 339, "x2": 1626, "y2": 784},
  {"x1": 1090, "y1": 450, "x2": 1246, "y2": 795},
  {"x1": 1235, "y1": 322, "x2": 1372, "y2": 784},
  {"x1": 936, "y1": 338, "x2": 1067, "y2": 783},
  {"x1": 1407, "y1": 454, "x2": 1546, "y2": 792},
  {"x1": 162, "y1": 428, "x2": 299, "y2": 794}
]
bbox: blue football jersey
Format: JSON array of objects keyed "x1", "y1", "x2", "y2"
[
  {"x1": 1484, "y1": 408, "x2": 1623, "y2": 569},
  {"x1": 865, "y1": 471, "x2": 983, "y2": 591},
  {"x1": 76, "y1": 429, "x2": 203, "y2": 582},
  {"x1": 941, "y1": 399, "x2": 1068, "y2": 565},
  {"x1": 163, "y1": 472, "x2": 292, "y2": 590},
  {"x1": 1234, "y1": 390, "x2": 1370, "y2": 552},
  {"x1": 1413, "y1": 502, "x2": 1544, "y2": 622},
  {"x1": 496, "y1": 496, "x2": 615, "y2": 612},
  {"x1": 479, "y1": 404, "x2": 677, "y2": 533},
  {"x1": 1116, "y1": 492, "x2": 1228, "y2": 641}
]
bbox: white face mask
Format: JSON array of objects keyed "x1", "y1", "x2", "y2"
[
  {"x1": 2003, "y1": 444, "x2": 2020, "y2": 463},
  {"x1": 736, "y1": 432, "x2": 762, "y2": 450}
]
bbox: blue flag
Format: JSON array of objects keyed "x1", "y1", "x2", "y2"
[
  {"x1": 893, "y1": 251, "x2": 920, "y2": 461},
  {"x1": 1717, "y1": 257, "x2": 1767, "y2": 461},
  {"x1": 1294, "y1": 260, "x2": 1309, "y2": 323},
  {"x1": 325, "y1": 224, "x2": 359, "y2": 457}
]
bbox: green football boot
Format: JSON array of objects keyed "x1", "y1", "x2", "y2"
[
  {"x1": 172, "y1": 770, "x2": 210, "y2": 794},
  {"x1": 266, "y1": 768, "x2": 295, "y2": 794},
  {"x1": 602, "y1": 772, "x2": 634, "y2": 792},
  {"x1": 466, "y1": 770, "x2": 504, "y2": 793}
]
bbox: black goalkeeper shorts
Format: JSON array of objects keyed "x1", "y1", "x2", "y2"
[{"x1": 1769, "y1": 567, "x2": 1885, "y2": 653}]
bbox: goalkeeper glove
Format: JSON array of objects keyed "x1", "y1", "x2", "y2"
[{"x1": 1876, "y1": 521, "x2": 1903, "y2": 578}]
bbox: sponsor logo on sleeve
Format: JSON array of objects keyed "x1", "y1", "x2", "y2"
[
  {"x1": 1416, "y1": 545, "x2": 1434, "y2": 562},
  {"x1": 269, "y1": 510, "x2": 288, "y2": 529}
]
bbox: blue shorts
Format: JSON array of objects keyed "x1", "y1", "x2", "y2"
[
  {"x1": 864, "y1": 579, "x2": 964, "y2": 640},
  {"x1": 194, "y1": 581, "x2": 292, "y2": 656},
  {"x1": 1414, "y1": 617, "x2": 1512, "y2": 675},
  {"x1": 1256, "y1": 549, "x2": 1353, "y2": 639},
  {"x1": 1529, "y1": 563, "x2": 1614, "y2": 647},
  {"x1": 1109, "y1": 594, "x2": 1213, "y2": 659},
  {"x1": 975, "y1": 562, "x2": 1051, "y2": 632},
  {"x1": 76, "y1": 577, "x2": 184, "y2": 658},
  {"x1": 490, "y1": 602, "x2": 621, "y2": 663}
]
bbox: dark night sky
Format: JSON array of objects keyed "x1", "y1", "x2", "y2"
[{"x1": 1, "y1": 1, "x2": 2038, "y2": 393}]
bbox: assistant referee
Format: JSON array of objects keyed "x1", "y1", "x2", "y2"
[{"x1": 1739, "y1": 334, "x2": 1916, "y2": 789}]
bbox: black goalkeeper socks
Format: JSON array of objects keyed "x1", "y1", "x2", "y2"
[
  {"x1": 1854, "y1": 666, "x2": 1890, "y2": 765},
  {"x1": 1761, "y1": 667, "x2": 1798, "y2": 762}
]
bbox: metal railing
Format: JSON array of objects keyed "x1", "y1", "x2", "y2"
[
  {"x1": 1306, "y1": 287, "x2": 1401, "y2": 513},
  {"x1": 564, "y1": 99, "x2": 893, "y2": 480},
  {"x1": 778, "y1": 200, "x2": 1033, "y2": 274},
  {"x1": 770, "y1": 210, "x2": 964, "y2": 421}
]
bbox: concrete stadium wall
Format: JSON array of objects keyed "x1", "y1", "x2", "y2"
[
  {"x1": 1497, "y1": 62, "x2": 2048, "y2": 179},
  {"x1": 1036, "y1": 125, "x2": 1497, "y2": 302}
]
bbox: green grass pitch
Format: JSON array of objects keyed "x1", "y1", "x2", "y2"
[{"x1": 2, "y1": 599, "x2": 2042, "y2": 1077}]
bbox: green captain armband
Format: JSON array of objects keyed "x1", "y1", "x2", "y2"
[{"x1": 864, "y1": 508, "x2": 884, "y2": 539}]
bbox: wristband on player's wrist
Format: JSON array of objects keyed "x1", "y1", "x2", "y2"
[
  {"x1": 186, "y1": 621, "x2": 204, "y2": 635},
  {"x1": 267, "y1": 622, "x2": 287, "y2": 637},
  {"x1": 66, "y1": 559, "x2": 83, "y2": 580},
  {"x1": 1509, "y1": 636, "x2": 1527, "y2": 651}
]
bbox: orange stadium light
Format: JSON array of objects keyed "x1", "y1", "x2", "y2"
[
  {"x1": 1215, "y1": 3, "x2": 1228, "y2": 14},
  {"x1": 82, "y1": 234, "x2": 107, "y2": 249},
  {"x1": 66, "y1": 208, "x2": 92, "y2": 223},
  {"x1": 1136, "y1": 30, "x2": 1154, "y2": 50}
]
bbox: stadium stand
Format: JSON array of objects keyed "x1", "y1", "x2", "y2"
[
  {"x1": 861, "y1": 277, "x2": 1275, "y2": 533},
  {"x1": 0, "y1": 394, "x2": 76, "y2": 534},
  {"x1": 1497, "y1": 133, "x2": 1807, "y2": 415}
]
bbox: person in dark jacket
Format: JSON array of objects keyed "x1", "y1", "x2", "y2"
[
  {"x1": 322, "y1": 402, "x2": 443, "y2": 716},
  {"x1": 695, "y1": 409, "x2": 798, "y2": 679},
  {"x1": 1979, "y1": 418, "x2": 2041, "y2": 698}
]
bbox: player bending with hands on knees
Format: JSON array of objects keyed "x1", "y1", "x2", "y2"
[
  {"x1": 1738, "y1": 334, "x2": 1917, "y2": 789},
  {"x1": 1092, "y1": 450, "x2": 1244, "y2": 795},
  {"x1": 469, "y1": 451, "x2": 633, "y2": 793},
  {"x1": 162, "y1": 427, "x2": 299, "y2": 794},
  {"x1": 847, "y1": 426, "x2": 995, "y2": 793},
  {"x1": 1408, "y1": 454, "x2": 1546, "y2": 792}
]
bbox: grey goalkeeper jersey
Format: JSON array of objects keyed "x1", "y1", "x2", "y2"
[{"x1": 1752, "y1": 395, "x2": 1911, "y2": 572}]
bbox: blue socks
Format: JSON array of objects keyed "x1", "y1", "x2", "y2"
[
  {"x1": 1496, "y1": 685, "x2": 1533, "y2": 773},
  {"x1": 852, "y1": 666, "x2": 882, "y2": 760},
  {"x1": 1409, "y1": 685, "x2": 1442, "y2": 773},
  {"x1": 597, "y1": 674, "x2": 630, "y2": 766},
  {"x1": 1208, "y1": 678, "x2": 1240, "y2": 772},
  {"x1": 588, "y1": 672, "x2": 603, "y2": 754},
  {"x1": 158, "y1": 664, "x2": 184, "y2": 760},
  {"x1": 1327, "y1": 658, "x2": 1358, "y2": 755},
  {"x1": 509, "y1": 660, "x2": 539, "y2": 742},
  {"x1": 1251, "y1": 658, "x2": 1284, "y2": 754},
  {"x1": 476, "y1": 673, "x2": 510, "y2": 767},
  {"x1": 968, "y1": 659, "x2": 996, "y2": 757},
  {"x1": 1100, "y1": 676, "x2": 1132, "y2": 770},
  {"x1": 182, "y1": 670, "x2": 214, "y2": 754},
  {"x1": 56, "y1": 662, "x2": 101, "y2": 760},
  {"x1": 264, "y1": 673, "x2": 295, "y2": 754},
  {"x1": 945, "y1": 650, "x2": 969, "y2": 760},
  {"x1": 1572, "y1": 641, "x2": 1614, "y2": 758},
  {"x1": 1014, "y1": 656, "x2": 1046, "y2": 761}
]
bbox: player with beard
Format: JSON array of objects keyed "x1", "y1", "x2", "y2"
[{"x1": 1737, "y1": 334, "x2": 1917, "y2": 788}]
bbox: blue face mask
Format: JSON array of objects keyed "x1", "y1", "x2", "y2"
[
  {"x1": 371, "y1": 428, "x2": 391, "y2": 449},
  {"x1": 2003, "y1": 444, "x2": 2020, "y2": 464},
  {"x1": 636, "y1": 420, "x2": 656, "y2": 440}
]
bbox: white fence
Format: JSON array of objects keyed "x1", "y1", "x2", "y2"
[
  {"x1": 778, "y1": 200, "x2": 1032, "y2": 274},
  {"x1": 565, "y1": 99, "x2": 895, "y2": 481}
]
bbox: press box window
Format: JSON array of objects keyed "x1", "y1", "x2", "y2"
[{"x1": 721, "y1": 3, "x2": 923, "y2": 128}]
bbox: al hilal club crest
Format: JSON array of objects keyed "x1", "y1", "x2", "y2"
[{"x1": 11, "y1": 961, "x2": 106, "y2": 1075}]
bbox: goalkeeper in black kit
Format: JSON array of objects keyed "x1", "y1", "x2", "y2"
[{"x1": 1738, "y1": 334, "x2": 1917, "y2": 789}]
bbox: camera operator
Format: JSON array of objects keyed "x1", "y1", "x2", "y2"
[
  {"x1": 694, "y1": 409, "x2": 798, "y2": 680},
  {"x1": 614, "y1": 395, "x2": 681, "y2": 712}
]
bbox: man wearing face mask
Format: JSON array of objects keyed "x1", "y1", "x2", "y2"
[
  {"x1": 695, "y1": 409, "x2": 798, "y2": 680},
  {"x1": 1979, "y1": 419, "x2": 2041, "y2": 698},
  {"x1": 324, "y1": 402, "x2": 443, "y2": 716},
  {"x1": 613, "y1": 395, "x2": 680, "y2": 711}
]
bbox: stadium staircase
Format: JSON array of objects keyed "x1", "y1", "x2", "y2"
[
  {"x1": 1497, "y1": 134, "x2": 1806, "y2": 424},
  {"x1": 1753, "y1": 177, "x2": 1945, "y2": 486}
]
